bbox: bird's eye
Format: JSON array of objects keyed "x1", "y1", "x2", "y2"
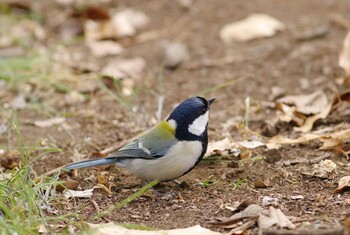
[{"x1": 200, "y1": 108, "x2": 206, "y2": 115}]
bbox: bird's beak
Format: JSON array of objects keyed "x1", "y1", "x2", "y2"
[{"x1": 208, "y1": 98, "x2": 216, "y2": 106}]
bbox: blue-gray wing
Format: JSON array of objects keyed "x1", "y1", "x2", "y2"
[{"x1": 107, "y1": 130, "x2": 177, "y2": 160}]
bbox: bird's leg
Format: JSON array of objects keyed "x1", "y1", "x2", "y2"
[{"x1": 145, "y1": 181, "x2": 178, "y2": 198}]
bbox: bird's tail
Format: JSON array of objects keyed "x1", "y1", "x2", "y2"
[{"x1": 64, "y1": 158, "x2": 117, "y2": 170}]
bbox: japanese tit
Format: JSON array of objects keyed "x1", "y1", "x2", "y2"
[{"x1": 64, "y1": 96, "x2": 215, "y2": 181}]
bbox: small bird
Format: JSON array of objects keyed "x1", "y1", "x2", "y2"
[{"x1": 64, "y1": 96, "x2": 215, "y2": 182}]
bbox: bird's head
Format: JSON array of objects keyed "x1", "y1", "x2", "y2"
[{"x1": 167, "y1": 96, "x2": 215, "y2": 141}]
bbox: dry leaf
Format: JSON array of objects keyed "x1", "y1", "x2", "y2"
[
  {"x1": 220, "y1": 13, "x2": 285, "y2": 43},
  {"x1": 97, "y1": 171, "x2": 110, "y2": 186},
  {"x1": 86, "y1": 40, "x2": 124, "y2": 57},
  {"x1": 294, "y1": 102, "x2": 332, "y2": 132},
  {"x1": 210, "y1": 204, "x2": 266, "y2": 227},
  {"x1": 258, "y1": 207, "x2": 296, "y2": 230},
  {"x1": 55, "y1": 180, "x2": 79, "y2": 192},
  {"x1": 277, "y1": 90, "x2": 329, "y2": 115},
  {"x1": 339, "y1": 31, "x2": 350, "y2": 80},
  {"x1": 64, "y1": 188, "x2": 94, "y2": 199},
  {"x1": 33, "y1": 117, "x2": 66, "y2": 128},
  {"x1": 253, "y1": 180, "x2": 270, "y2": 188},
  {"x1": 111, "y1": 9, "x2": 149, "y2": 38},
  {"x1": 0, "y1": 172, "x2": 12, "y2": 181},
  {"x1": 205, "y1": 138, "x2": 232, "y2": 157},
  {"x1": 311, "y1": 159, "x2": 337, "y2": 178},
  {"x1": 38, "y1": 224, "x2": 48, "y2": 234},
  {"x1": 101, "y1": 57, "x2": 146, "y2": 80},
  {"x1": 334, "y1": 176, "x2": 350, "y2": 193},
  {"x1": 88, "y1": 223, "x2": 222, "y2": 235},
  {"x1": 0, "y1": 150, "x2": 21, "y2": 169},
  {"x1": 84, "y1": 9, "x2": 149, "y2": 41},
  {"x1": 320, "y1": 129, "x2": 350, "y2": 150},
  {"x1": 238, "y1": 140, "x2": 265, "y2": 149}
]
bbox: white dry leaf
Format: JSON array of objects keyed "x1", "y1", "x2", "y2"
[
  {"x1": 258, "y1": 207, "x2": 296, "y2": 230},
  {"x1": 312, "y1": 159, "x2": 337, "y2": 178},
  {"x1": 277, "y1": 90, "x2": 329, "y2": 115},
  {"x1": 88, "y1": 223, "x2": 222, "y2": 235},
  {"x1": 334, "y1": 176, "x2": 350, "y2": 193},
  {"x1": 101, "y1": 57, "x2": 146, "y2": 80},
  {"x1": 111, "y1": 9, "x2": 149, "y2": 38},
  {"x1": 339, "y1": 31, "x2": 350, "y2": 77},
  {"x1": 238, "y1": 140, "x2": 266, "y2": 149},
  {"x1": 320, "y1": 128, "x2": 350, "y2": 150},
  {"x1": 205, "y1": 138, "x2": 232, "y2": 157},
  {"x1": 33, "y1": 117, "x2": 66, "y2": 128},
  {"x1": 86, "y1": 40, "x2": 124, "y2": 57},
  {"x1": 64, "y1": 188, "x2": 94, "y2": 199},
  {"x1": 220, "y1": 13, "x2": 285, "y2": 43},
  {"x1": 294, "y1": 101, "x2": 332, "y2": 133},
  {"x1": 0, "y1": 172, "x2": 12, "y2": 181}
]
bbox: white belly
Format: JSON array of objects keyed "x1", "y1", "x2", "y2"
[{"x1": 118, "y1": 141, "x2": 203, "y2": 181}]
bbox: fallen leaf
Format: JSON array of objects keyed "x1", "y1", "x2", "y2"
[
  {"x1": 238, "y1": 140, "x2": 266, "y2": 149},
  {"x1": 88, "y1": 223, "x2": 222, "y2": 235},
  {"x1": 97, "y1": 171, "x2": 110, "y2": 186},
  {"x1": 294, "y1": 101, "x2": 332, "y2": 132},
  {"x1": 253, "y1": 179, "x2": 270, "y2": 188},
  {"x1": 38, "y1": 224, "x2": 48, "y2": 234},
  {"x1": 0, "y1": 172, "x2": 12, "y2": 181},
  {"x1": 210, "y1": 204, "x2": 266, "y2": 227},
  {"x1": 64, "y1": 188, "x2": 94, "y2": 199},
  {"x1": 0, "y1": 150, "x2": 21, "y2": 169},
  {"x1": 101, "y1": 57, "x2": 146, "y2": 80},
  {"x1": 220, "y1": 13, "x2": 285, "y2": 43},
  {"x1": 205, "y1": 138, "x2": 232, "y2": 157},
  {"x1": 339, "y1": 31, "x2": 350, "y2": 82},
  {"x1": 56, "y1": 180, "x2": 79, "y2": 192},
  {"x1": 258, "y1": 207, "x2": 296, "y2": 230},
  {"x1": 111, "y1": 9, "x2": 149, "y2": 38},
  {"x1": 84, "y1": 9, "x2": 149, "y2": 41},
  {"x1": 334, "y1": 176, "x2": 350, "y2": 193},
  {"x1": 311, "y1": 159, "x2": 337, "y2": 178},
  {"x1": 86, "y1": 40, "x2": 124, "y2": 57},
  {"x1": 320, "y1": 129, "x2": 350, "y2": 150},
  {"x1": 33, "y1": 117, "x2": 66, "y2": 128},
  {"x1": 262, "y1": 196, "x2": 278, "y2": 206},
  {"x1": 277, "y1": 90, "x2": 329, "y2": 115}
]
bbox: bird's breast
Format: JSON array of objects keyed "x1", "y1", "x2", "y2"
[{"x1": 122, "y1": 140, "x2": 203, "y2": 181}]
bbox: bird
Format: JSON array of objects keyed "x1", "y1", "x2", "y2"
[{"x1": 64, "y1": 96, "x2": 215, "y2": 182}]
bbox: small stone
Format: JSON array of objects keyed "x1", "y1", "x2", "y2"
[{"x1": 162, "y1": 42, "x2": 190, "y2": 69}]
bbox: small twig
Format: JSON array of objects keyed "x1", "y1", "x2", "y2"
[{"x1": 90, "y1": 199, "x2": 100, "y2": 214}]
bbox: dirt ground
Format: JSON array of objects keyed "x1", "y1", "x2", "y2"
[{"x1": 1, "y1": 0, "x2": 350, "y2": 234}]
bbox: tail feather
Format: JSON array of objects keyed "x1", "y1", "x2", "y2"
[{"x1": 64, "y1": 158, "x2": 117, "y2": 170}]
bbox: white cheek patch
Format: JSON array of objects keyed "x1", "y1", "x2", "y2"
[
  {"x1": 188, "y1": 111, "x2": 209, "y2": 136},
  {"x1": 168, "y1": 119, "x2": 177, "y2": 129}
]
